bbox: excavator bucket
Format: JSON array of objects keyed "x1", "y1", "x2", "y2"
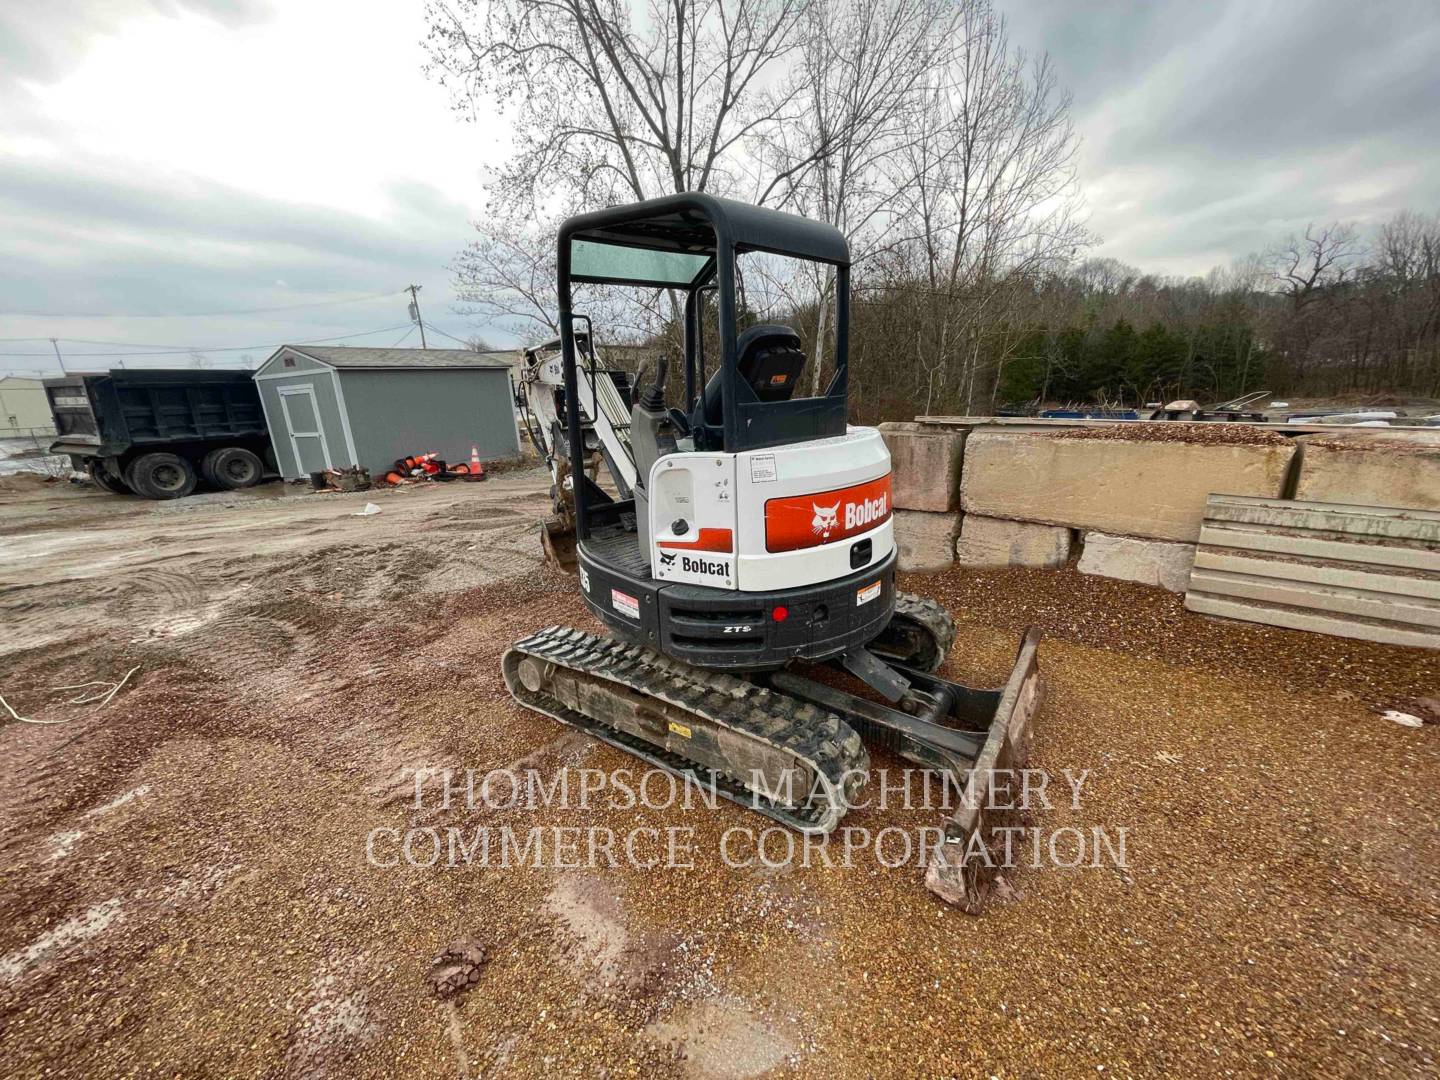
[
  {"x1": 925, "y1": 628, "x2": 1044, "y2": 912},
  {"x1": 540, "y1": 517, "x2": 578, "y2": 572}
]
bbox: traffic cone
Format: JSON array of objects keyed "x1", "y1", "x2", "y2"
[{"x1": 470, "y1": 445, "x2": 481, "y2": 471}]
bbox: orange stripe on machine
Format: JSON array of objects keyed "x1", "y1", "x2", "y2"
[
  {"x1": 656, "y1": 527, "x2": 735, "y2": 553},
  {"x1": 764, "y1": 473, "x2": 892, "y2": 553}
]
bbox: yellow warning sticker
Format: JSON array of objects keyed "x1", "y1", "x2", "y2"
[{"x1": 667, "y1": 720, "x2": 693, "y2": 739}]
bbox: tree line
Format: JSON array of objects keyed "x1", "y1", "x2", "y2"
[{"x1": 841, "y1": 211, "x2": 1440, "y2": 421}]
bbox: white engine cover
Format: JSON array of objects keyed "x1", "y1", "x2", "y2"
[{"x1": 648, "y1": 427, "x2": 894, "y2": 593}]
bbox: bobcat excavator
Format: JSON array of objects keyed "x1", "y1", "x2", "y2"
[{"x1": 506, "y1": 193, "x2": 1042, "y2": 910}]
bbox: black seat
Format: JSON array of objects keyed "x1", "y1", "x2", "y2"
[{"x1": 699, "y1": 324, "x2": 806, "y2": 427}]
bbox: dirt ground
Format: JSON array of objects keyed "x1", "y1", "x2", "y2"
[{"x1": 1, "y1": 471, "x2": 1437, "y2": 1079}]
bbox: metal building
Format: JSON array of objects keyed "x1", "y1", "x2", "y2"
[
  {"x1": 253, "y1": 346, "x2": 519, "y2": 478},
  {"x1": 0, "y1": 377, "x2": 57, "y2": 438}
]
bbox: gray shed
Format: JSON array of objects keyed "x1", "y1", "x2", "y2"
[{"x1": 253, "y1": 345, "x2": 519, "y2": 479}]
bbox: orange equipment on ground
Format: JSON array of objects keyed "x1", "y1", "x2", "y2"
[{"x1": 380, "y1": 449, "x2": 488, "y2": 486}]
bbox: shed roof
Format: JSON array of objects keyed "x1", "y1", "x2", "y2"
[{"x1": 265, "y1": 345, "x2": 513, "y2": 371}]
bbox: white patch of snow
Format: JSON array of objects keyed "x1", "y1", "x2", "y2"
[
  {"x1": 1383, "y1": 710, "x2": 1424, "y2": 728},
  {"x1": 0, "y1": 899, "x2": 123, "y2": 983},
  {"x1": 85, "y1": 783, "x2": 151, "y2": 817},
  {"x1": 46, "y1": 830, "x2": 84, "y2": 861}
]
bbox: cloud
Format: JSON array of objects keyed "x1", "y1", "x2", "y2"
[
  {"x1": 0, "y1": 0, "x2": 274, "y2": 88},
  {"x1": 0, "y1": 0, "x2": 504, "y2": 373},
  {"x1": 2, "y1": 0, "x2": 1436, "y2": 375},
  {"x1": 1001, "y1": 0, "x2": 1440, "y2": 275},
  {"x1": 0, "y1": 155, "x2": 475, "y2": 366}
]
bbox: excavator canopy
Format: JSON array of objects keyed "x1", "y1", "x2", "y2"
[{"x1": 563, "y1": 192, "x2": 850, "y2": 289}]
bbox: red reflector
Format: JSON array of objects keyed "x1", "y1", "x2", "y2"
[{"x1": 771, "y1": 606, "x2": 789, "y2": 622}]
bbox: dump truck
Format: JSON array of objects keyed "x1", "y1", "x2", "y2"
[{"x1": 46, "y1": 369, "x2": 275, "y2": 499}]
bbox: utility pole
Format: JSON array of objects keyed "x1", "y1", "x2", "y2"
[
  {"x1": 49, "y1": 338, "x2": 66, "y2": 375},
  {"x1": 406, "y1": 284, "x2": 428, "y2": 349}
]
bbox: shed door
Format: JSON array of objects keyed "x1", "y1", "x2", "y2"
[{"x1": 278, "y1": 384, "x2": 333, "y2": 474}]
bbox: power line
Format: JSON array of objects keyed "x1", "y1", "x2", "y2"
[
  {"x1": 421, "y1": 324, "x2": 475, "y2": 347},
  {"x1": 0, "y1": 289, "x2": 405, "y2": 320},
  {"x1": 0, "y1": 323, "x2": 414, "y2": 359},
  {"x1": 388, "y1": 325, "x2": 416, "y2": 348}
]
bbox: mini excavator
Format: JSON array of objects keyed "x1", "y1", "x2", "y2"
[{"x1": 507, "y1": 193, "x2": 1042, "y2": 910}]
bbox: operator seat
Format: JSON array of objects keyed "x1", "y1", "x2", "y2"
[{"x1": 699, "y1": 324, "x2": 806, "y2": 428}]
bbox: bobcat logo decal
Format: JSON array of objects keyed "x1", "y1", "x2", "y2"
[
  {"x1": 811, "y1": 501, "x2": 841, "y2": 539},
  {"x1": 659, "y1": 551, "x2": 677, "y2": 567}
]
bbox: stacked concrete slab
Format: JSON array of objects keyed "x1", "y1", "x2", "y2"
[
  {"x1": 954, "y1": 516, "x2": 1071, "y2": 569},
  {"x1": 881, "y1": 415, "x2": 1440, "y2": 645},
  {"x1": 1186, "y1": 495, "x2": 1440, "y2": 647},
  {"x1": 1292, "y1": 429, "x2": 1440, "y2": 511},
  {"x1": 879, "y1": 423, "x2": 966, "y2": 571},
  {"x1": 959, "y1": 430, "x2": 1296, "y2": 542},
  {"x1": 956, "y1": 429, "x2": 1296, "y2": 589},
  {"x1": 884, "y1": 418, "x2": 1440, "y2": 584}
]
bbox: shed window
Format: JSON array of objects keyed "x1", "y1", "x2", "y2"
[{"x1": 284, "y1": 356, "x2": 296, "y2": 368}]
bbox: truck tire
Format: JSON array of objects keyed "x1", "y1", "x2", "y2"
[
  {"x1": 204, "y1": 446, "x2": 264, "y2": 490},
  {"x1": 87, "y1": 460, "x2": 131, "y2": 495},
  {"x1": 126, "y1": 452, "x2": 197, "y2": 500},
  {"x1": 199, "y1": 448, "x2": 221, "y2": 488}
]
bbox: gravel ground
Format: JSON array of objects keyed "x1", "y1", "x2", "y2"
[
  {"x1": 1050, "y1": 425, "x2": 1292, "y2": 446},
  {"x1": 1, "y1": 475, "x2": 1436, "y2": 1078}
]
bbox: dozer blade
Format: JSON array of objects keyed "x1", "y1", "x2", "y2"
[
  {"x1": 540, "y1": 518, "x2": 578, "y2": 572},
  {"x1": 924, "y1": 627, "x2": 1043, "y2": 912},
  {"x1": 768, "y1": 627, "x2": 1045, "y2": 914}
]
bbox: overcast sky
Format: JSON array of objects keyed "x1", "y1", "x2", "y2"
[{"x1": 2, "y1": 0, "x2": 1437, "y2": 376}]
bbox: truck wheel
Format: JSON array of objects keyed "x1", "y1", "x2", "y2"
[
  {"x1": 87, "y1": 460, "x2": 131, "y2": 495},
  {"x1": 126, "y1": 452, "x2": 197, "y2": 500},
  {"x1": 206, "y1": 447, "x2": 264, "y2": 490},
  {"x1": 199, "y1": 448, "x2": 223, "y2": 488}
]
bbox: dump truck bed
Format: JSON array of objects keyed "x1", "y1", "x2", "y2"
[{"x1": 46, "y1": 369, "x2": 268, "y2": 459}]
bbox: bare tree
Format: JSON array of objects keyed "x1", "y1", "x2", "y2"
[
  {"x1": 1270, "y1": 222, "x2": 1359, "y2": 311},
  {"x1": 426, "y1": 0, "x2": 818, "y2": 215},
  {"x1": 887, "y1": 0, "x2": 1090, "y2": 411},
  {"x1": 429, "y1": 0, "x2": 1094, "y2": 405},
  {"x1": 451, "y1": 217, "x2": 564, "y2": 338},
  {"x1": 750, "y1": 0, "x2": 959, "y2": 391}
]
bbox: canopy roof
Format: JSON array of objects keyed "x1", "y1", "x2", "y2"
[{"x1": 562, "y1": 192, "x2": 849, "y2": 288}]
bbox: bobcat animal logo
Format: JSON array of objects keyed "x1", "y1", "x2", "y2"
[
  {"x1": 659, "y1": 551, "x2": 677, "y2": 567},
  {"x1": 811, "y1": 501, "x2": 840, "y2": 538}
]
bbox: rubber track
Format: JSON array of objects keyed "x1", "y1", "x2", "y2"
[
  {"x1": 503, "y1": 626, "x2": 870, "y2": 834},
  {"x1": 881, "y1": 591, "x2": 958, "y2": 672}
]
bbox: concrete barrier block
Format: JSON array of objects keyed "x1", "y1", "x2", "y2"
[
  {"x1": 1294, "y1": 430, "x2": 1440, "y2": 511},
  {"x1": 893, "y1": 509, "x2": 961, "y2": 572},
  {"x1": 955, "y1": 515, "x2": 1071, "y2": 568},
  {"x1": 879, "y1": 422, "x2": 966, "y2": 512},
  {"x1": 1078, "y1": 532, "x2": 1196, "y2": 592},
  {"x1": 1186, "y1": 494, "x2": 1440, "y2": 647},
  {"x1": 960, "y1": 429, "x2": 1295, "y2": 541}
]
